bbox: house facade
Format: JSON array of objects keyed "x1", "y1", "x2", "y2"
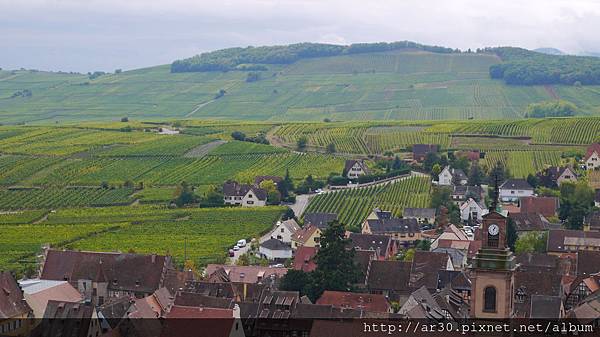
[
  {"x1": 223, "y1": 181, "x2": 267, "y2": 207},
  {"x1": 291, "y1": 224, "x2": 321, "y2": 250},
  {"x1": 459, "y1": 198, "x2": 488, "y2": 222},
  {"x1": 344, "y1": 160, "x2": 370, "y2": 179},
  {"x1": 584, "y1": 143, "x2": 600, "y2": 170},
  {"x1": 438, "y1": 166, "x2": 467, "y2": 186},
  {"x1": 403, "y1": 208, "x2": 436, "y2": 224},
  {"x1": 265, "y1": 219, "x2": 300, "y2": 243},
  {"x1": 259, "y1": 239, "x2": 293, "y2": 260},
  {"x1": 0, "y1": 272, "x2": 33, "y2": 337},
  {"x1": 499, "y1": 179, "x2": 534, "y2": 202}
]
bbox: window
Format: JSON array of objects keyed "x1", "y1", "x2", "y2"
[
  {"x1": 483, "y1": 286, "x2": 496, "y2": 312},
  {"x1": 247, "y1": 201, "x2": 254, "y2": 205},
  {"x1": 248, "y1": 194, "x2": 253, "y2": 198}
]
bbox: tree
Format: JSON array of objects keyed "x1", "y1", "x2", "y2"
[
  {"x1": 402, "y1": 248, "x2": 416, "y2": 261},
  {"x1": 231, "y1": 131, "x2": 246, "y2": 141},
  {"x1": 415, "y1": 239, "x2": 431, "y2": 251},
  {"x1": 326, "y1": 143, "x2": 336, "y2": 154},
  {"x1": 174, "y1": 181, "x2": 196, "y2": 207},
  {"x1": 215, "y1": 89, "x2": 226, "y2": 99},
  {"x1": 507, "y1": 218, "x2": 518, "y2": 252},
  {"x1": 100, "y1": 181, "x2": 110, "y2": 189},
  {"x1": 279, "y1": 269, "x2": 310, "y2": 292},
  {"x1": 468, "y1": 163, "x2": 483, "y2": 186},
  {"x1": 525, "y1": 100, "x2": 577, "y2": 118},
  {"x1": 120, "y1": 117, "x2": 129, "y2": 122},
  {"x1": 115, "y1": 69, "x2": 122, "y2": 74},
  {"x1": 123, "y1": 180, "x2": 134, "y2": 189},
  {"x1": 246, "y1": 72, "x2": 261, "y2": 82},
  {"x1": 526, "y1": 173, "x2": 539, "y2": 188},
  {"x1": 282, "y1": 208, "x2": 296, "y2": 221},
  {"x1": 515, "y1": 232, "x2": 547, "y2": 254},
  {"x1": 392, "y1": 156, "x2": 405, "y2": 170},
  {"x1": 278, "y1": 168, "x2": 294, "y2": 199},
  {"x1": 297, "y1": 136, "x2": 308, "y2": 151},
  {"x1": 199, "y1": 185, "x2": 224, "y2": 207},
  {"x1": 307, "y1": 220, "x2": 361, "y2": 301},
  {"x1": 430, "y1": 186, "x2": 452, "y2": 209},
  {"x1": 259, "y1": 180, "x2": 277, "y2": 194},
  {"x1": 236, "y1": 254, "x2": 250, "y2": 266},
  {"x1": 423, "y1": 152, "x2": 441, "y2": 172},
  {"x1": 432, "y1": 164, "x2": 442, "y2": 179},
  {"x1": 559, "y1": 181, "x2": 595, "y2": 229}
]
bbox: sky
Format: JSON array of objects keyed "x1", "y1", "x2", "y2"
[{"x1": 1, "y1": 0, "x2": 600, "y2": 73}]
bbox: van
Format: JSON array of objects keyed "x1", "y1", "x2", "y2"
[{"x1": 237, "y1": 239, "x2": 247, "y2": 247}]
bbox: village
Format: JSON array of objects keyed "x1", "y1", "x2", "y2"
[{"x1": 2, "y1": 142, "x2": 600, "y2": 337}]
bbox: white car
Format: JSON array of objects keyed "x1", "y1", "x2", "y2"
[
  {"x1": 233, "y1": 245, "x2": 240, "y2": 251},
  {"x1": 237, "y1": 239, "x2": 247, "y2": 248}
]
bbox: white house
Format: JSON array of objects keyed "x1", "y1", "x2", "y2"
[
  {"x1": 259, "y1": 239, "x2": 293, "y2": 260},
  {"x1": 344, "y1": 160, "x2": 370, "y2": 180},
  {"x1": 585, "y1": 143, "x2": 600, "y2": 170},
  {"x1": 264, "y1": 219, "x2": 301, "y2": 244},
  {"x1": 499, "y1": 179, "x2": 534, "y2": 202},
  {"x1": 459, "y1": 198, "x2": 488, "y2": 222},
  {"x1": 223, "y1": 181, "x2": 267, "y2": 207},
  {"x1": 438, "y1": 166, "x2": 468, "y2": 186}
]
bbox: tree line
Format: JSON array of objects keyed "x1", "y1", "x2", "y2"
[{"x1": 171, "y1": 41, "x2": 456, "y2": 73}]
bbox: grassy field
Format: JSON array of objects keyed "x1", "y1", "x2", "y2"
[
  {"x1": 3, "y1": 50, "x2": 600, "y2": 123},
  {"x1": 303, "y1": 176, "x2": 432, "y2": 230},
  {"x1": 0, "y1": 205, "x2": 284, "y2": 274}
]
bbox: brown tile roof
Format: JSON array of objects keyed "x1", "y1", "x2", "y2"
[
  {"x1": 41, "y1": 300, "x2": 95, "y2": 336},
  {"x1": 167, "y1": 305, "x2": 233, "y2": 318},
  {"x1": 291, "y1": 224, "x2": 320, "y2": 244},
  {"x1": 530, "y1": 295, "x2": 562, "y2": 318},
  {"x1": 316, "y1": 291, "x2": 389, "y2": 313},
  {"x1": 585, "y1": 143, "x2": 600, "y2": 161},
  {"x1": 467, "y1": 240, "x2": 482, "y2": 259},
  {"x1": 303, "y1": 212, "x2": 338, "y2": 230},
  {"x1": 547, "y1": 229, "x2": 600, "y2": 253},
  {"x1": 500, "y1": 179, "x2": 533, "y2": 191},
  {"x1": 343, "y1": 160, "x2": 370, "y2": 176},
  {"x1": 0, "y1": 271, "x2": 31, "y2": 319},
  {"x1": 204, "y1": 265, "x2": 288, "y2": 284},
  {"x1": 174, "y1": 292, "x2": 233, "y2": 309},
  {"x1": 513, "y1": 269, "x2": 562, "y2": 318},
  {"x1": 222, "y1": 181, "x2": 267, "y2": 200},
  {"x1": 436, "y1": 270, "x2": 471, "y2": 291},
  {"x1": 509, "y1": 213, "x2": 551, "y2": 231},
  {"x1": 365, "y1": 217, "x2": 419, "y2": 235},
  {"x1": 21, "y1": 280, "x2": 82, "y2": 319},
  {"x1": 409, "y1": 251, "x2": 451, "y2": 289},
  {"x1": 519, "y1": 196, "x2": 559, "y2": 217},
  {"x1": 292, "y1": 246, "x2": 318, "y2": 272},
  {"x1": 516, "y1": 253, "x2": 558, "y2": 271},
  {"x1": 412, "y1": 144, "x2": 438, "y2": 160},
  {"x1": 348, "y1": 233, "x2": 392, "y2": 259},
  {"x1": 40, "y1": 250, "x2": 172, "y2": 294},
  {"x1": 577, "y1": 250, "x2": 600, "y2": 276},
  {"x1": 162, "y1": 306, "x2": 236, "y2": 337},
  {"x1": 366, "y1": 260, "x2": 411, "y2": 292}
]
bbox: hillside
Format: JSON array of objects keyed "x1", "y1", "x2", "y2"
[{"x1": 3, "y1": 47, "x2": 600, "y2": 123}]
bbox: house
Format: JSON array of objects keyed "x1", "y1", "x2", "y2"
[
  {"x1": 347, "y1": 233, "x2": 397, "y2": 260},
  {"x1": 513, "y1": 268, "x2": 562, "y2": 318},
  {"x1": 292, "y1": 246, "x2": 318, "y2": 272},
  {"x1": 564, "y1": 273, "x2": 600, "y2": 309},
  {"x1": 584, "y1": 211, "x2": 600, "y2": 232},
  {"x1": 291, "y1": 224, "x2": 321, "y2": 249},
  {"x1": 265, "y1": 219, "x2": 300, "y2": 243},
  {"x1": 519, "y1": 196, "x2": 559, "y2": 218},
  {"x1": 403, "y1": 208, "x2": 436, "y2": 224},
  {"x1": 343, "y1": 160, "x2": 370, "y2": 179},
  {"x1": 546, "y1": 229, "x2": 600, "y2": 255},
  {"x1": 40, "y1": 249, "x2": 174, "y2": 305},
  {"x1": 530, "y1": 295, "x2": 564, "y2": 319},
  {"x1": 365, "y1": 260, "x2": 412, "y2": 302},
  {"x1": 438, "y1": 166, "x2": 467, "y2": 186},
  {"x1": 259, "y1": 239, "x2": 293, "y2": 260},
  {"x1": 398, "y1": 286, "x2": 445, "y2": 319},
  {"x1": 412, "y1": 144, "x2": 438, "y2": 162},
  {"x1": 222, "y1": 181, "x2": 267, "y2": 207},
  {"x1": 18, "y1": 279, "x2": 82, "y2": 319},
  {"x1": 509, "y1": 213, "x2": 551, "y2": 233},
  {"x1": 432, "y1": 247, "x2": 467, "y2": 269},
  {"x1": 451, "y1": 185, "x2": 484, "y2": 203},
  {"x1": 430, "y1": 224, "x2": 471, "y2": 251},
  {"x1": 204, "y1": 265, "x2": 288, "y2": 284},
  {"x1": 584, "y1": 143, "x2": 600, "y2": 170},
  {"x1": 409, "y1": 251, "x2": 454, "y2": 290},
  {"x1": 568, "y1": 291, "x2": 600, "y2": 321},
  {"x1": 316, "y1": 291, "x2": 390, "y2": 313},
  {"x1": 538, "y1": 166, "x2": 578, "y2": 187},
  {"x1": 436, "y1": 270, "x2": 471, "y2": 300},
  {"x1": 459, "y1": 198, "x2": 488, "y2": 222},
  {"x1": 303, "y1": 212, "x2": 338, "y2": 230},
  {"x1": 499, "y1": 179, "x2": 534, "y2": 202},
  {"x1": 0, "y1": 272, "x2": 32, "y2": 336},
  {"x1": 361, "y1": 216, "x2": 420, "y2": 245},
  {"x1": 40, "y1": 300, "x2": 100, "y2": 337}
]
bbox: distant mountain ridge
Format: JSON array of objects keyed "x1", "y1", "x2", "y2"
[{"x1": 533, "y1": 48, "x2": 565, "y2": 55}]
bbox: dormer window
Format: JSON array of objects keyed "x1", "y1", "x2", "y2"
[{"x1": 113, "y1": 279, "x2": 118, "y2": 285}]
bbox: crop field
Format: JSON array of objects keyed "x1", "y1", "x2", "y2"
[
  {"x1": 0, "y1": 187, "x2": 134, "y2": 210},
  {"x1": 4, "y1": 50, "x2": 600, "y2": 124},
  {"x1": 303, "y1": 175, "x2": 431, "y2": 230},
  {"x1": 481, "y1": 150, "x2": 564, "y2": 178},
  {"x1": 0, "y1": 205, "x2": 284, "y2": 273}
]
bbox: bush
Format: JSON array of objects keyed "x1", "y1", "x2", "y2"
[
  {"x1": 356, "y1": 168, "x2": 410, "y2": 184},
  {"x1": 328, "y1": 175, "x2": 349, "y2": 186},
  {"x1": 525, "y1": 100, "x2": 577, "y2": 118}
]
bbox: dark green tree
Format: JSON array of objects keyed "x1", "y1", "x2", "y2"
[
  {"x1": 297, "y1": 136, "x2": 308, "y2": 151},
  {"x1": 468, "y1": 163, "x2": 483, "y2": 186},
  {"x1": 174, "y1": 181, "x2": 197, "y2": 207}
]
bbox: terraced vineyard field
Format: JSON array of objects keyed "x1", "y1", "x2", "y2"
[
  {"x1": 303, "y1": 175, "x2": 431, "y2": 230},
  {"x1": 0, "y1": 187, "x2": 134, "y2": 210},
  {"x1": 0, "y1": 205, "x2": 285, "y2": 274}
]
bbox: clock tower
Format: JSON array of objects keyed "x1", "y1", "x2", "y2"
[{"x1": 469, "y1": 209, "x2": 516, "y2": 318}]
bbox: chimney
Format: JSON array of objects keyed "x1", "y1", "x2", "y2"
[
  {"x1": 233, "y1": 304, "x2": 241, "y2": 319},
  {"x1": 151, "y1": 254, "x2": 156, "y2": 264}
]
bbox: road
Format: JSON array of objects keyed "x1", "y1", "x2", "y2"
[{"x1": 289, "y1": 193, "x2": 313, "y2": 217}]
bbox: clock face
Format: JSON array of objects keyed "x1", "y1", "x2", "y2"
[{"x1": 488, "y1": 224, "x2": 500, "y2": 236}]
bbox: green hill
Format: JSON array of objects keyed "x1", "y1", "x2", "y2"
[{"x1": 3, "y1": 46, "x2": 600, "y2": 123}]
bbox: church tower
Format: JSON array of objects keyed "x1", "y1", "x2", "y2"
[{"x1": 469, "y1": 181, "x2": 516, "y2": 318}]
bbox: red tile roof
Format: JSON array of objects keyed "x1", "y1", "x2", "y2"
[
  {"x1": 167, "y1": 305, "x2": 233, "y2": 319},
  {"x1": 316, "y1": 291, "x2": 389, "y2": 313},
  {"x1": 292, "y1": 246, "x2": 318, "y2": 272},
  {"x1": 519, "y1": 196, "x2": 559, "y2": 217},
  {"x1": 162, "y1": 306, "x2": 235, "y2": 337},
  {"x1": 0, "y1": 271, "x2": 31, "y2": 319},
  {"x1": 585, "y1": 143, "x2": 600, "y2": 161}
]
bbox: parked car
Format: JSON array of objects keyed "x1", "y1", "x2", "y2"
[
  {"x1": 237, "y1": 239, "x2": 247, "y2": 247},
  {"x1": 233, "y1": 245, "x2": 240, "y2": 251},
  {"x1": 229, "y1": 249, "x2": 235, "y2": 257}
]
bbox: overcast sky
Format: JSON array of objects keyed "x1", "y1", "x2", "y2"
[{"x1": 1, "y1": 0, "x2": 600, "y2": 72}]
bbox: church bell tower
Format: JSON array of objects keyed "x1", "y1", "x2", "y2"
[{"x1": 469, "y1": 180, "x2": 516, "y2": 318}]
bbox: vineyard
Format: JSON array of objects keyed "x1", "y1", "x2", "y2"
[
  {"x1": 0, "y1": 187, "x2": 134, "y2": 210},
  {"x1": 0, "y1": 205, "x2": 285, "y2": 273},
  {"x1": 303, "y1": 175, "x2": 431, "y2": 230}
]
